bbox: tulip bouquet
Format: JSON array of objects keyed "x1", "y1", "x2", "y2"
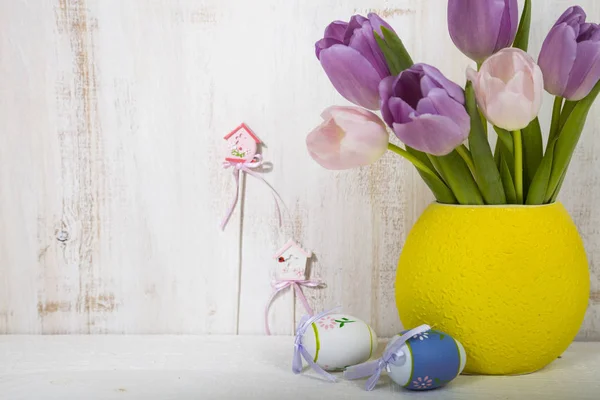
[{"x1": 307, "y1": 1, "x2": 600, "y2": 205}]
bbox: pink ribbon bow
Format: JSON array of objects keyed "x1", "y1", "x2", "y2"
[
  {"x1": 264, "y1": 279, "x2": 324, "y2": 335},
  {"x1": 220, "y1": 155, "x2": 284, "y2": 230}
]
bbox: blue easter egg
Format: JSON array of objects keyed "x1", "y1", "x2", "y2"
[{"x1": 387, "y1": 329, "x2": 466, "y2": 391}]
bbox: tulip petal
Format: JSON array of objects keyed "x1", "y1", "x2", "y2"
[
  {"x1": 531, "y1": 65, "x2": 544, "y2": 114},
  {"x1": 325, "y1": 105, "x2": 387, "y2": 133},
  {"x1": 473, "y1": 48, "x2": 543, "y2": 131},
  {"x1": 315, "y1": 37, "x2": 343, "y2": 59},
  {"x1": 476, "y1": 73, "x2": 504, "y2": 111},
  {"x1": 324, "y1": 21, "x2": 348, "y2": 42},
  {"x1": 379, "y1": 76, "x2": 396, "y2": 126},
  {"x1": 421, "y1": 64, "x2": 465, "y2": 104},
  {"x1": 556, "y1": 6, "x2": 586, "y2": 26},
  {"x1": 466, "y1": 67, "x2": 478, "y2": 84},
  {"x1": 506, "y1": 70, "x2": 527, "y2": 95},
  {"x1": 349, "y1": 23, "x2": 390, "y2": 78},
  {"x1": 494, "y1": 0, "x2": 519, "y2": 50},
  {"x1": 588, "y1": 25, "x2": 600, "y2": 41},
  {"x1": 486, "y1": 92, "x2": 535, "y2": 131},
  {"x1": 319, "y1": 45, "x2": 383, "y2": 110},
  {"x1": 388, "y1": 97, "x2": 415, "y2": 124},
  {"x1": 367, "y1": 13, "x2": 396, "y2": 38},
  {"x1": 448, "y1": 0, "x2": 514, "y2": 62},
  {"x1": 426, "y1": 88, "x2": 471, "y2": 133},
  {"x1": 394, "y1": 69, "x2": 423, "y2": 108},
  {"x1": 419, "y1": 76, "x2": 438, "y2": 97},
  {"x1": 578, "y1": 23, "x2": 596, "y2": 41},
  {"x1": 564, "y1": 40, "x2": 600, "y2": 100},
  {"x1": 307, "y1": 107, "x2": 388, "y2": 170},
  {"x1": 485, "y1": 48, "x2": 523, "y2": 82},
  {"x1": 415, "y1": 96, "x2": 438, "y2": 116},
  {"x1": 393, "y1": 115, "x2": 468, "y2": 156},
  {"x1": 345, "y1": 15, "x2": 368, "y2": 43},
  {"x1": 538, "y1": 23, "x2": 578, "y2": 97},
  {"x1": 306, "y1": 117, "x2": 345, "y2": 169}
]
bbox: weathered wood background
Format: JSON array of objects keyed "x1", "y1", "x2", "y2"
[{"x1": 0, "y1": 0, "x2": 599, "y2": 338}]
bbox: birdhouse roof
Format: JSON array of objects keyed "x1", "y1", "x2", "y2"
[
  {"x1": 273, "y1": 239, "x2": 312, "y2": 259},
  {"x1": 223, "y1": 123, "x2": 261, "y2": 143}
]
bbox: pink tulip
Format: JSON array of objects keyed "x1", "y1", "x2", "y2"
[
  {"x1": 306, "y1": 106, "x2": 389, "y2": 170},
  {"x1": 467, "y1": 48, "x2": 544, "y2": 131}
]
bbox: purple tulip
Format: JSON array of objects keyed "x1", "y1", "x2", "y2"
[
  {"x1": 315, "y1": 13, "x2": 394, "y2": 110},
  {"x1": 379, "y1": 64, "x2": 470, "y2": 156},
  {"x1": 448, "y1": 0, "x2": 519, "y2": 63},
  {"x1": 538, "y1": 6, "x2": 600, "y2": 101}
]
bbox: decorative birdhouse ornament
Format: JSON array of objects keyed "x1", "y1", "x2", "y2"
[
  {"x1": 264, "y1": 239, "x2": 324, "y2": 335},
  {"x1": 224, "y1": 123, "x2": 261, "y2": 163},
  {"x1": 220, "y1": 123, "x2": 285, "y2": 231},
  {"x1": 273, "y1": 239, "x2": 312, "y2": 281}
]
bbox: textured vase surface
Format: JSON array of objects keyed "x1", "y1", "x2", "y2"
[{"x1": 395, "y1": 202, "x2": 590, "y2": 375}]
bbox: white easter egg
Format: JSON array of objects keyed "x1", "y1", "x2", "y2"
[{"x1": 301, "y1": 314, "x2": 377, "y2": 371}]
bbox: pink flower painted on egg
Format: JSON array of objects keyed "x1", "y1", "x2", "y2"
[
  {"x1": 318, "y1": 316, "x2": 336, "y2": 330},
  {"x1": 412, "y1": 332, "x2": 429, "y2": 341},
  {"x1": 412, "y1": 376, "x2": 433, "y2": 389}
]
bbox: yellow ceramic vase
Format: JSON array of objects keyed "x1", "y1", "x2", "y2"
[{"x1": 395, "y1": 202, "x2": 590, "y2": 375}]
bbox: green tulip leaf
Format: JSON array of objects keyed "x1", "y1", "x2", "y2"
[
  {"x1": 494, "y1": 140, "x2": 502, "y2": 169},
  {"x1": 493, "y1": 127, "x2": 514, "y2": 156},
  {"x1": 514, "y1": 0, "x2": 532, "y2": 51},
  {"x1": 548, "y1": 97, "x2": 564, "y2": 144},
  {"x1": 549, "y1": 170, "x2": 568, "y2": 202},
  {"x1": 545, "y1": 80, "x2": 600, "y2": 201},
  {"x1": 427, "y1": 154, "x2": 447, "y2": 183},
  {"x1": 406, "y1": 146, "x2": 444, "y2": 181},
  {"x1": 407, "y1": 148, "x2": 458, "y2": 204},
  {"x1": 526, "y1": 139, "x2": 557, "y2": 204},
  {"x1": 500, "y1": 156, "x2": 518, "y2": 204},
  {"x1": 374, "y1": 33, "x2": 404, "y2": 76},
  {"x1": 381, "y1": 26, "x2": 414, "y2": 72},
  {"x1": 502, "y1": 143, "x2": 515, "y2": 177},
  {"x1": 521, "y1": 117, "x2": 544, "y2": 195},
  {"x1": 389, "y1": 144, "x2": 458, "y2": 204},
  {"x1": 550, "y1": 170, "x2": 570, "y2": 202},
  {"x1": 493, "y1": 127, "x2": 516, "y2": 186},
  {"x1": 465, "y1": 83, "x2": 506, "y2": 204},
  {"x1": 432, "y1": 151, "x2": 484, "y2": 205},
  {"x1": 558, "y1": 100, "x2": 577, "y2": 132}
]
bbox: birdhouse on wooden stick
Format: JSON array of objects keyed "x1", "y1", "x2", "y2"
[
  {"x1": 273, "y1": 239, "x2": 312, "y2": 281},
  {"x1": 224, "y1": 123, "x2": 261, "y2": 163}
]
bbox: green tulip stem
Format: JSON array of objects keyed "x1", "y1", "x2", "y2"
[
  {"x1": 513, "y1": 129, "x2": 524, "y2": 204},
  {"x1": 473, "y1": 64, "x2": 488, "y2": 136},
  {"x1": 387, "y1": 143, "x2": 440, "y2": 180},
  {"x1": 456, "y1": 145, "x2": 476, "y2": 176},
  {"x1": 549, "y1": 96, "x2": 564, "y2": 144}
]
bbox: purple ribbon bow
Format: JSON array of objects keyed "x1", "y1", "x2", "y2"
[
  {"x1": 344, "y1": 324, "x2": 431, "y2": 391},
  {"x1": 292, "y1": 307, "x2": 341, "y2": 382},
  {"x1": 220, "y1": 155, "x2": 284, "y2": 230}
]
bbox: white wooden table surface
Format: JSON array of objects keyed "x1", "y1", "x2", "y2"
[{"x1": 0, "y1": 336, "x2": 598, "y2": 400}]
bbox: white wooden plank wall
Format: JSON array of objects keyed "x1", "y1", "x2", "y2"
[{"x1": 0, "y1": 0, "x2": 599, "y2": 338}]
